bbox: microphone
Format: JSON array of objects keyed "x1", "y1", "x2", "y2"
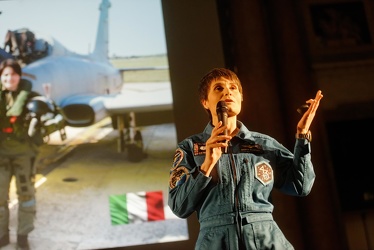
[
  {"x1": 216, "y1": 101, "x2": 228, "y2": 153},
  {"x1": 216, "y1": 101, "x2": 228, "y2": 135}
]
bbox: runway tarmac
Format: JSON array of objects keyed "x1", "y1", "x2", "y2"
[{"x1": 4, "y1": 119, "x2": 189, "y2": 250}]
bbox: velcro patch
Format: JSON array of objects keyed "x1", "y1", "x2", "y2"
[
  {"x1": 255, "y1": 161, "x2": 273, "y2": 185},
  {"x1": 169, "y1": 166, "x2": 189, "y2": 189},
  {"x1": 193, "y1": 142, "x2": 206, "y2": 156},
  {"x1": 240, "y1": 144, "x2": 264, "y2": 154},
  {"x1": 172, "y1": 149, "x2": 183, "y2": 168}
]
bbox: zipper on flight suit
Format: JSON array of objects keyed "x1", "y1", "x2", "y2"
[{"x1": 227, "y1": 140, "x2": 244, "y2": 246}]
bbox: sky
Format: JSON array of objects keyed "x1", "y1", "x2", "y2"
[{"x1": 0, "y1": 0, "x2": 167, "y2": 57}]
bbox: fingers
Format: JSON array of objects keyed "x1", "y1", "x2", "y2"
[
  {"x1": 296, "y1": 90, "x2": 323, "y2": 132},
  {"x1": 297, "y1": 90, "x2": 323, "y2": 115},
  {"x1": 305, "y1": 90, "x2": 323, "y2": 103},
  {"x1": 315, "y1": 90, "x2": 323, "y2": 101},
  {"x1": 208, "y1": 122, "x2": 231, "y2": 148},
  {"x1": 214, "y1": 121, "x2": 229, "y2": 137},
  {"x1": 210, "y1": 133, "x2": 230, "y2": 147},
  {"x1": 310, "y1": 90, "x2": 323, "y2": 112},
  {"x1": 304, "y1": 90, "x2": 323, "y2": 113}
]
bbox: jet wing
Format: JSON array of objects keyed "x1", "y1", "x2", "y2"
[
  {"x1": 117, "y1": 66, "x2": 169, "y2": 73},
  {"x1": 103, "y1": 81, "x2": 174, "y2": 153},
  {"x1": 104, "y1": 81, "x2": 173, "y2": 113}
]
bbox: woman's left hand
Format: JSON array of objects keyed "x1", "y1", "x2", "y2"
[{"x1": 297, "y1": 90, "x2": 323, "y2": 133}]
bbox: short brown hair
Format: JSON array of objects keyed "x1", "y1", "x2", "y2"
[
  {"x1": 198, "y1": 68, "x2": 242, "y2": 102},
  {"x1": 198, "y1": 68, "x2": 243, "y2": 120}
]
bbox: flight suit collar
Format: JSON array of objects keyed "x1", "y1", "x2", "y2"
[{"x1": 203, "y1": 120, "x2": 256, "y2": 142}]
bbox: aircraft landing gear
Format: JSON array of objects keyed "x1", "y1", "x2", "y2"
[
  {"x1": 112, "y1": 113, "x2": 147, "y2": 162},
  {"x1": 126, "y1": 130, "x2": 147, "y2": 162}
]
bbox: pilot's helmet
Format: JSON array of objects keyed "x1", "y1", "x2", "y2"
[{"x1": 26, "y1": 96, "x2": 55, "y2": 116}]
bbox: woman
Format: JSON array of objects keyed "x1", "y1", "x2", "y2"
[
  {"x1": 0, "y1": 58, "x2": 37, "y2": 250},
  {"x1": 168, "y1": 68, "x2": 323, "y2": 249}
]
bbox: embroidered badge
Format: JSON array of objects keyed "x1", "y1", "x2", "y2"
[
  {"x1": 193, "y1": 142, "x2": 206, "y2": 156},
  {"x1": 255, "y1": 161, "x2": 273, "y2": 185},
  {"x1": 240, "y1": 144, "x2": 264, "y2": 154},
  {"x1": 169, "y1": 166, "x2": 189, "y2": 189},
  {"x1": 172, "y1": 149, "x2": 183, "y2": 168}
]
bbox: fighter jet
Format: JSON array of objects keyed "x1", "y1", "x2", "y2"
[{"x1": 1, "y1": 0, "x2": 173, "y2": 162}]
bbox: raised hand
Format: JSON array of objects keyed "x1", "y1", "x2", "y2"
[{"x1": 297, "y1": 90, "x2": 323, "y2": 134}]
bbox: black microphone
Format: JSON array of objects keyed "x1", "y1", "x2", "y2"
[{"x1": 216, "y1": 101, "x2": 228, "y2": 136}]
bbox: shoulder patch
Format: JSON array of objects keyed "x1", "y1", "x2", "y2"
[
  {"x1": 169, "y1": 166, "x2": 189, "y2": 189},
  {"x1": 172, "y1": 149, "x2": 183, "y2": 169},
  {"x1": 254, "y1": 161, "x2": 273, "y2": 185}
]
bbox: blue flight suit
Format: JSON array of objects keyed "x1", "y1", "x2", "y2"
[{"x1": 168, "y1": 121, "x2": 315, "y2": 250}]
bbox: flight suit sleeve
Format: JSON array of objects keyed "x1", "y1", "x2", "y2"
[
  {"x1": 273, "y1": 138, "x2": 316, "y2": 196},
  {"x1": 168, "y1": 141, "x2": 212, "y2": 218}
]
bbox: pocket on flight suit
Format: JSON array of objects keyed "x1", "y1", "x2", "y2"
[
  {"x1": 243, "y1": 220, "x2": 294, "y2": 250},
  {"x1": 196, "y1": 224, "x2": 237, "y2": 250}
]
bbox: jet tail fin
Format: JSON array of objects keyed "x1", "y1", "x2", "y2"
[{"x1": 92, "y1": 0, "x2": 111, "y2": 61}]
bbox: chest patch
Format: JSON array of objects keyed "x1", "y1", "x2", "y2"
[
  {"x1": 193, "y1": 142, "x2": 206, "y2": 156},
  {"x1": 255, "y1": 161, "x2": 273, "y2": 185},
  {"x1": 240, "y1": 144, "x2": 264, "y2": 154}
]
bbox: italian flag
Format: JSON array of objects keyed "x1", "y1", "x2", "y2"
[{"x1": 109, "y1": 191, "x2": 165, "y2": 225}]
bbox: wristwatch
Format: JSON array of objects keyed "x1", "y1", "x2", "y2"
[{"x1": 296, "y1": 130, "x2": 312, "y2": 142}]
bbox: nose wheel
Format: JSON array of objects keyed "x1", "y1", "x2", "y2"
[
  {"x1": 126, "y1": 129, "x2": 147, "y2": 162},
  {"x1": 113, "y1": 112, "x2": 147, "y2": 162}
]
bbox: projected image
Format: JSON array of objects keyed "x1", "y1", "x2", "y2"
[{"x1": 0, "y1": 0, "x2": 188, "y2": 249}]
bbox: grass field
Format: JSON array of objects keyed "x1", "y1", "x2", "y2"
[{"x1": 110, "y1": 54, "x2": 170, "y2": 82}]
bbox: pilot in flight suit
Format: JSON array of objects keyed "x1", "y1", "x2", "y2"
[{"x1": 0, "y1": 58, "x2": 39, "y2": 250}]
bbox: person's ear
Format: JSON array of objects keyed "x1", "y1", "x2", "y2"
[{"x1": 201, "y1": 99, "x2": 208, "y2": 109}]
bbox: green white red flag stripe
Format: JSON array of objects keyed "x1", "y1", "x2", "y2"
[{"x1": 109, "y1": 191, "x2": 165, "y2": 225}]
